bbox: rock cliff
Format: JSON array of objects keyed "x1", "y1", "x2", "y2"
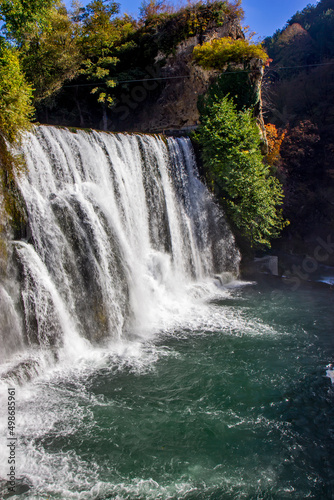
[
  {"x1": 118, "y1": 21, "x2": 244, "y2": 133},
  {"x1": 36, "y1": 5, "x2": 265, "y2": 136}
]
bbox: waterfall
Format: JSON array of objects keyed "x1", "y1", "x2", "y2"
[{"x1": 0, "y1": 126, "x2": 239, "y2": 381}]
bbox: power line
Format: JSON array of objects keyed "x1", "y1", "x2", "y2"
[
  {"x1": 264, "y1": 60, "x2": 334, "y2": 73},
  {"x1": 63, "y1": 74, "x2": 192, "y2": 87},
  {"x1": 63, "y1": 60, "x2": 334, "y2": 88}
]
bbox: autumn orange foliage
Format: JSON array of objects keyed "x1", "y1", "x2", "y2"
[{"x1": 265, "y1": 123, "x2": 286, "y2": 168}]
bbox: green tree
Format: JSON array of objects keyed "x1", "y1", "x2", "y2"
[
  {"x1": 0, "y1": 45, "x2": 33, "y2": 142},
  {"x1": 0, "y1": 45, "x2": 32, "y2": 251},
  {"x1": 78, "y1": 0, "x2": 135, "y2": 128},
  {"x1": 21, "y1": 4, "x2": 81, "y2": 102},
  {"x1": 0, "y1": 0, "x2": 58, "y2": 135},
  {"x1": 196, "y1": 95, "x2": 286, "y2": 247},
  {"x1": 0, "y1": 0, "x2": 58, "y2": 45}
]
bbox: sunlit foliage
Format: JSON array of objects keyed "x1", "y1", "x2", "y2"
[
  {"x1": 196, "y1": 95, "x2": 286, "y2": 247},
  {"x1": 193, "y1": 37, "x2": 269, "y2": 69}
]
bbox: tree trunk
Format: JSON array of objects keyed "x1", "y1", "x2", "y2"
[
  {"x1": 102, "y1": 105, "x2": 108, "y2": 131},
  {"x1": 74, "y1": 87, "x2": 84, "y2": 127}
]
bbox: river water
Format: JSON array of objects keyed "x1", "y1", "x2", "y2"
[
  {"x1": 0, "y1": 128, "x2": 333, "y2": 499},
  {"x1": 0, "y1": 278, "x2": 333, "y2": 499}
]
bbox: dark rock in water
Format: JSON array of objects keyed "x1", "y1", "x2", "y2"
[
  {"x1": 0, "y1": 476, "x2": 32, "y2": 498},
  {"x1": 0, "y1": 351, "x2": 58, "y2": 385},
  {"x1": 254, "y1": 256, "x2": 279, "y2": 276},
  {"x1": 242, "y1": 255, "x2": 279, "y2": 277}
]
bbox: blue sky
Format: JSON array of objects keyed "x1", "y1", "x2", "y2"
[
  {"x1": 66, "y1": 0, "x2": 318, "y2": 39},
  {"x1": 241, "y1": 0, "x2": 318, "y2": 39}
]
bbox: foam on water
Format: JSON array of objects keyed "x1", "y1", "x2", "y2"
[
  {"x1": 0, "y1": 127, "x2": 240, "y2": 385},
  {"x1": 1, "y1": 127, "x2": 333, "y2": 499},
  {"x1": 0, "y1": 276, "x2": 288, "y2": 500},
  {"x1": 1, "y1": 282, "x2": 332, "y2": 499},
  {"x1": 0, "y1": 126, "x2": 242, "y2": 497},
  {"x1": 326, "y1": 363, "x2": 334, "y2": 385}
]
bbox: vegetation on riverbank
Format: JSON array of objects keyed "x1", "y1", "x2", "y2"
[
  {"x1": 262, "y1": 0, "x2": 334, "y2": 252},
  {"x1": 3, "y1": 0, "x2": 278, "y2": 251},
  {"x1": 2, "y1": 0, "x2": 332, "y2": 252},
  {"x1": 192, "y1": 31, "x2": 286, "y2": 248},
  {"x1": 194, "y1": 93, "x2": 285, "y2": 248}
]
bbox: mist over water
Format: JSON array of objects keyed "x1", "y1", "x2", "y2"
[{"x1": 0, "y1": 127, "x2": 333, "y2": 499}]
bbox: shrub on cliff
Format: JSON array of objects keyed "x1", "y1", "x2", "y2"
[
  {"x1": 199, "y1": 69, "x2": 259, "y2": 113},
  {"x1": 193, "y1": 37, "x2": 268, "y2": 69},
  {"x1": 196, "y1": 95, "x2": 286, "y2": 247}
]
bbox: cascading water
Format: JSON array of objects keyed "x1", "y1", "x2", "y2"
[
  {"x1": 1, "y1": 126, "x2": 334, "y2": 500},
  {"x1": 0, "y1": 126, "x2": 239, "y2": 379}
]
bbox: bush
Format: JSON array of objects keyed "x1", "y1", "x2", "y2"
[
  {"x1": 193, "y1": 37, "x2": 268, "y2": 69},
  {"x1": 198, "y1": 69, "x2": 259, "y2": 113},
  {"x1": 196, "y1": 95, "x2": 286, "y2": 247}
]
